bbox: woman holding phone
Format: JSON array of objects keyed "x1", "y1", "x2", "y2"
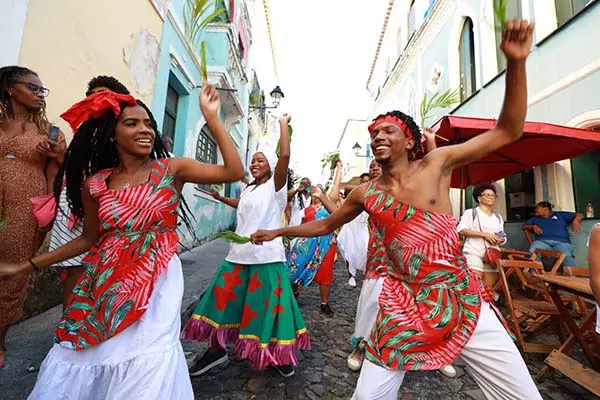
[{"x1": 0, "y1": 66, "x2": 65, "y2": 368}]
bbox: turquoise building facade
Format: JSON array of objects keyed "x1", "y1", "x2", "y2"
[
  {"x1": 150, "y1": 0, "x2": 252, "y2": 245},
  {"x1": 366, "y1": 0, "x2": 600, "y2": 264}
]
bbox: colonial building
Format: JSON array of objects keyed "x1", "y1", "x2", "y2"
[
  {"x1": 1, "y1": 0, "x2": 164, "y2": 138},
  {"x1": 150, "y1": 0, "x2": 252, "y2": 245},
  {"x1": 365, "y1": 0, "x2": 599, "y2": 263},
  {"x1": 336, "y1": 118, "x2": 370, "y2": 185}
]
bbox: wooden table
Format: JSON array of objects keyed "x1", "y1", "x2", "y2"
[{"x1": 539, "y1": 275, "x2": 600, "y2": 395}]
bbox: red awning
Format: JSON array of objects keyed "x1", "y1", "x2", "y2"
[{"x1": 431, "y1": 115, "x2": 600, "y2": 188}]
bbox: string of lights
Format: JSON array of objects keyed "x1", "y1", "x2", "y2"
[
  {"x1": 366, "y1": 0, "x2": 395, "y2": 90},
  {"x1": 263, "y1": 0, "x2": 279, "y2": 82}
]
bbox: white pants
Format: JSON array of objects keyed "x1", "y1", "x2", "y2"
[
  {"x1": 352, "y1": 278, "x2": 384, "y2": 343},
  {"x1": 352, "y1": 302, "x2": 542, "y2": 400}
]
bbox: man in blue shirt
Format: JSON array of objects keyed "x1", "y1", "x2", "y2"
[{"x1": 522, "y1": 201, "x2": 583, "y2": 267}]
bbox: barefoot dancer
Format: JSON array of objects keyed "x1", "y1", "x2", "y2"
[
  {"x1": 0, "y1": 85, "x2": 244, "y2": 398},
  {"x1": 253, "y1": 20, "x2": 542, "y2": 399},
  {"x1": 182, "y1": 114, "x2": 309, "y2": 379}
]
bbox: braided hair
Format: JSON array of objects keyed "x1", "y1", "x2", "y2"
[
  {"x1": 371, "y1": 110, "x2": 422, "y2": 159},
  {"x1": 53, "y1": 99, "x2": 197, "y2": 241},
  {"x1": 0, "y1": 66, "x2": 50, "y2": 134}
]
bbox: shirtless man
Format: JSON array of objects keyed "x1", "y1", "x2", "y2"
[{"x1": 252, "y1": 20, "x2": 540, "y2": 400}]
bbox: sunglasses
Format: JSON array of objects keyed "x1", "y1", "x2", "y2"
[{"x1": 16, "y1": 81, "x2": 50, "y2": 97}]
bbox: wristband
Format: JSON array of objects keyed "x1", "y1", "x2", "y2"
[{"x1": 29, "y1": 259, "x2": 40, "y2": 271}]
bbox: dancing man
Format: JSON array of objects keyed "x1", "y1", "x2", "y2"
[{"x1": 253, "y1": 20, "x2": 542, "y2": 399}]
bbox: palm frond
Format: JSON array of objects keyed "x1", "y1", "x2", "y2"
[
  {"x1": 419, "y1": 88, "x2": 460, "y2": 127},
  {"x1": 493, "y1": 0, "x2": 509, "y2": 32},
  {"x1": 321, "y1": 152, "x2": 340, "y2": 170},
  {"x1": 200, "y1": 41, "x2": 208, "y2": 82},
  {"x1": 183, "y1": 0, "x2": 227, "y2": 46}
]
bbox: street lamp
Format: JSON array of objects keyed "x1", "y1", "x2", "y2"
[
  {"x1": 249, "y1": 85, "x2": 285, "y2": 109},
  {"x1": 353, "y1": 142, "x2": 370, "y2": 158}
]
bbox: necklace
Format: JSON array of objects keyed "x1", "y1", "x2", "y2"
[{"x1": 115, "y1": 160, "x2": 152, "y2": 190}]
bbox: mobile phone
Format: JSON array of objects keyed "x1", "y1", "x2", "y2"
[
  {"x1": 48, "y1": 125, "x2": 60, "y2": 141},
  {"x1": 495, "y1": 231, "x2": 506, "y2": 238}
]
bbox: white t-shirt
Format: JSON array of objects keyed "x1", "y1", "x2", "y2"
[
  {"x1": 289, "y1": 192, "x2": 311, "y2": 227},
  {"x1": 226, "y1": 177, "x2": 287, "y2": 264},
  {"x1": 457, "y1": 207, "x2": 506, "y2": 258}
]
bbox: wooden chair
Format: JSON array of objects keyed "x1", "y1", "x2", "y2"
[
  {"x1": 496, "y1": 259, "x2": 562, "y2": 362},
  {"x1": 563, "y1": 267, "x2": 592, "y2": 316},
  {"x1": 523, "y1": 229, "x2": 569, "y2": 274}
]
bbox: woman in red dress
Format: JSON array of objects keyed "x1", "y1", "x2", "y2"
[{"x1": 0, "y1": 85, "x2": 244, "y2": 398}]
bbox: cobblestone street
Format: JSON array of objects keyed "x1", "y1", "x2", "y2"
[
  {"x1": 1, "y1": 241, "x2": 597, "y2": 399},
  {"x1": 182, "y1": 255, "x2": 597, "y2": 400}
]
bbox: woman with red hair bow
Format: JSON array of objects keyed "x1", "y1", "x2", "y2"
[{"x1": 0, "y1": 85, "x2": 244, "y2": 398}]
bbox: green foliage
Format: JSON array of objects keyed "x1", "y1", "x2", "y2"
[
  {"x1": 419, "y1": 88, "x2": 460, "y2": 128},
  {"x1": 217, "y1": 230, "x2": 252, "y2": 244},
  {"x1": 321, "y1": 152, "x2": 340, "y2": 170},
  {"x1": 183, "y1": 0, "x2": 227, "y2": 46},
  {"x1": 200, "y1": 41, "x2": 208, "y2": 82},
  {"x1": 493, "y1": 0, "x2": 509, "y2": 32},
  {"x1": 183, "y1": 0, "x2": 227, "y2": 82},
  {"x1": 0, "y1": 220, "x2": 6, "y2": 230},
  {"x1": 249, "y1": 91, "x2": 262, "y2": 107}
]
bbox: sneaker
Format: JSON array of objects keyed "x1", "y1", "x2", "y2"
[
  {"x1": 347, "y1": 350, "x2": 363, "y2": 371},
  {"x1": 439, "y1": 364, "x2": 457, "y2": 378},
  {"x1": 320, "y1": 303, "x2": 334, "y2": 317},
  {"x1": 189, "y1": 348, "x2": 228, "y2": 377},
  {"x1": 348, "y1": 276, "x2": 357, "y2": 287},
  {"x1": 276, "y1": 365, "x2": 295, "y2": 377}
]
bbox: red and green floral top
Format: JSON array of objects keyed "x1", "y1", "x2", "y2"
[
  {"x1": 362, "y1": 182, "x2": 511, "y2": 370},
  {"x1": 55, "y1": 159, "x2": 180, "y2": 350}
]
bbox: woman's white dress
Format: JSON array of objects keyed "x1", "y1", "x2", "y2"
[
  {"x1": 28, "y1": 255, "x2": 193, "y2": 400},
  {"x1": 338, "y1": 212, "x2": 369, "y2": 277}
]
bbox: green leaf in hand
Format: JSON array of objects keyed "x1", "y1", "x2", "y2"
[
  {"x1": 217, "y1": 230, "x2": 252, "y2": 244},
  {"x1": 200, "y1": 41, "x2": 208, "y2": 82}
]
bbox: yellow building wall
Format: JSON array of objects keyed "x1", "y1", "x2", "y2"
[{"x1": 18, "y1": 0, "x2": 164, "y2": 138}]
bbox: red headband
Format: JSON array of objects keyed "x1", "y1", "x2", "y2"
[
  {"x1": 368, "y1": 115, "x2": 413, "y2": 140},
  {"x1": 368, "y1": 115, "x2": 426, "y2": 154},
  {"x1": 60, "y1": 91, "x2": 137, "y2": 132}
]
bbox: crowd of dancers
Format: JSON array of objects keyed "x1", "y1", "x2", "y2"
[{"x1": 0, "y1": 19, "x2": 554, "y2": 399}]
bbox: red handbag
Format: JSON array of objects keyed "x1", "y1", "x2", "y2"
[
  {"x1": 30, "y1": 193, "x2": 56, "y2": 228},
  {"x1": 474, "y1": 209, "x2": 502, "y2": 268},
  {"x1": 30, "y1": 125, "x2": 61, "y2": 229}
]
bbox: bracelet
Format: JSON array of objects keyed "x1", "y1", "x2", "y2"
[{"x1": 28, "y1": 259, "x2": 40, "y2": 271}]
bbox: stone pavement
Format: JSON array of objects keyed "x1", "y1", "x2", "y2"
[
  {"x1": 0, "y1": 239, "x2": 229, "y2": 399},
  {"x1": 1, "y1": 239, "x2": 597, "y2": 399},
  {"x1": 182, "y1": 254, "x2": 596, "y2": 400}
]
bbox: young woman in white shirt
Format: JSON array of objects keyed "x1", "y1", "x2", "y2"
[
  {"x1": 182, "y1": 114, "x2": 308, "y2": 379},
  {"x1": 457, "y1": 183, "x2": 507, "y2": 289}
]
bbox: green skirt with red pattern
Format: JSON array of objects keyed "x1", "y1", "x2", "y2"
[{"x1": 181, "y1": 260, "x2": 310, "y2": 370}]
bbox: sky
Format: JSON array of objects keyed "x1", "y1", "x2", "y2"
[{"x1": 248, "y1": 0, "x2": 390, "y2": 182}]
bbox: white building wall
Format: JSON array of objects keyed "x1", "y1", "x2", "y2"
[{"x1": 0, "y1": 0, "x2": 30, "y2": 66}]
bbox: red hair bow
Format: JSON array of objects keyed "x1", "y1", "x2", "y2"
[{"x1": 60, "y1": 91, "x2": 137, "y2": 131}]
